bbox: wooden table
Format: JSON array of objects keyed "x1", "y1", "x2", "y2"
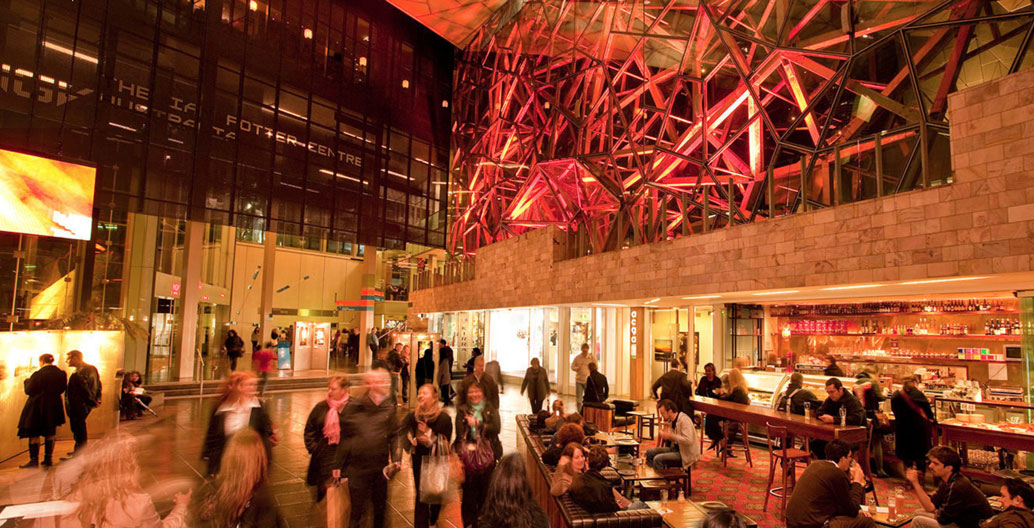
[
  {"x1": 861, "y1": 506, "x2": 914, "y2": 528},
  {"x1": 644, "y1": 500, "x2": 757, "y2": 528},
  {"x1": 612, "y1": 458, "x2": 691, "y2": 498},
  {"x1": 688, "y1": 396, "x2": 871, "y2": 478},
  {"x1": 591, "y1": 431, "x2": 641, "y2": 457}
]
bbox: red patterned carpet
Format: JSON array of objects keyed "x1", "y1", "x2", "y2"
[{"x1": 681, "y1": 444, "x2": 925, "y2": 528}]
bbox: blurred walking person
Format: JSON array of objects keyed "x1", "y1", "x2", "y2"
[
  {"x1": 18, "y1": 353, "x2": 66, "y2": 468},
  {"x1": 438, "y1": 339, "x2": 454, "y2": 405},
  {"x1": 253, "y1": 342, "x2": 276, "y2": 396},
  {"x1": 202, "y1": 371, "x2": 275, "y2": 476},
  {"x1": 455, "y1": 381, "x2": 502, "y2": 528},
  {"x1": 224, "y1": 329, "x2": 245, "y2": 371},
  {"x1": 304, "y1": 376, "x2": 349, "y2": 501},
  {"x1": 400, "y1": 344, "x2": 412, "y2": 404},
  {"x1": 333, "y1": 369, "x2": 399, "y2": 528},
  {"x1": 479, "y1": 453, "x2": 549, "y2": 528},
  {"x1": 402, "y1": 384, "x2": 453, "y2": 527},
  {"x1": 65, "y1": 349, "x2": 101, "y2": 456},
  {"x1": 520, "y1": 357, "x2": 550, "y2": 413},
  {"x1": 415, "y1": 346, "x2": 434, "y2": 389},
  {"x1": 64, "y1": 435, "x2": 190, "y2": 527},
  {"x1": 197, "y1": 429, "x2": 285, "y2": 528}
]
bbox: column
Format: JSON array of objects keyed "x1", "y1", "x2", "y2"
[
  {"x1": 558, "y1": 307, "x2": 571, "y2": 395},
  {"x1": 357, "y1": 249, "x2": 378, "y2": 367},
  {"x1": 175, "y1": 220, "x2": 205, "y2": 381},
  {"x1": 119, "y1": 213, "x2": 158, "y2": 375},
  {"x1": 258, "y1": 228, "x2": 277, "y2": 351},
  {"x1": 1020, "y1": 293, "x2": 1033, "y2": 468}
]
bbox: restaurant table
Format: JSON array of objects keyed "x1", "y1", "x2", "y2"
[
  {"x1": 612, "y1": 457, "x2": 691, "y2": 498},
  {"x1": 591, "y1": 431, "x2": 641, "y2": 457},
  {"x1": 644, "y1": 500, "x2": 757, "y2": 528},
  {"x1": 688, "y1": 396, "x2": 872, "y2": 479},
  {"x1": 861, "y1": 506, "x2": 914, "y2": 528},
  {"x1": 938, "y1": 422, "x2": 1034, "y2": 467}
]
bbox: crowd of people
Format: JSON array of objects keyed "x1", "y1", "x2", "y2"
[{"x1": 14, "y1": 343, "x2": 1034, "y2": 528}]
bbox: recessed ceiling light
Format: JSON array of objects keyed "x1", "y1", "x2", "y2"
[
  {"x1": 820, "y1": 284, "x2": 884, "y2": 291},
  {"x1": 753, "y1": 290, "x2": 800, "y2": 296},
  {"x1": 683, "y1": 295, "x2": 721, "y2": 300},
  {"x1": 899, "y1": 277, "x2": 987, "y2": 285},
  {"x1": 643, "y1": 298, "x2": 661, "y2": 304}
]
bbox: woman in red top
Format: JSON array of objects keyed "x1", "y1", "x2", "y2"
[{"x1": 253, "y1": 341, "x2": 276, "y2": 396}]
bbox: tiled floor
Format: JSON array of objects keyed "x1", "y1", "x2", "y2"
[{"x1": 0, "y1": 383, "x2": 927, "y2": 528}]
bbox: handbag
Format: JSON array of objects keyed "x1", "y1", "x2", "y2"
[
  {"x1": 419, "y1": 436, "x2": 451, "y2": 504},
  {"x1": 874, "y1": 412, "x2": 891, "y2": 429},
  {"x1": 457, "y1": 436, "x2": 494, "y2": 473}
]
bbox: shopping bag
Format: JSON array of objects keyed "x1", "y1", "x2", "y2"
[
  {"x1": 326, "y1": 480, "x2": 349, "y2": 528},
  {"x1": 419, "y1": 437, "x2": 451, "y2": 504}
]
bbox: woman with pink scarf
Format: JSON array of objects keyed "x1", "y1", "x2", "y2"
[{"x1": 304, "y1": 375, "x2": 351, "y2": 500}]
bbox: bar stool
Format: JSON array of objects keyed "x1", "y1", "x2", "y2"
[
  {"x1": 865, "y1": 420, "x2": 880, "y2": 506},
  {"x1": 720, "y1": 420, "x2": 753, "y2": 467},
  {"x1": 763, "y1": 422, "x2": 811, "y2": 517}
]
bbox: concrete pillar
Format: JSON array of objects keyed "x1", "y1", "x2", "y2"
[
  {"x1": 259, "y1": 229, "x2": 277, "y2": 347},
  {"x1": 713, "y1": 304, "x2": 727, "y2": 371},
  {"x1": 357, "y1": 249, "x2": 378, "y2": 367},
  {"x1": 686, "y1": 305, "x2": 697, "y2": 376},
  {"x1": 558, "y1": 307, "x2": 571, "y2": 395},
  {"x1": 175, "y1": 220, "x2": 205, "y2": 381},
  {"x1": 120, "y1": 213, "x2": 158, "y2": 375}
]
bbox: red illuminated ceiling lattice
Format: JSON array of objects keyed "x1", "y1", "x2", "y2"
[{"x1": 445, "y1": 0, "x2": 1034, "y2": 254}]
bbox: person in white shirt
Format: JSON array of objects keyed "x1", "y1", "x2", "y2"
[
  {"x1": 570, "y1": 343, "x2": 595, "y2": 410},
  {"x1": 646, "y1": 399, "x2": 701, "y2": 471}
]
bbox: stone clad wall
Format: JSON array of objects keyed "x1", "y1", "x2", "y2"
[{"x1": 411, "y1": 68, "x2": 1034, "y2": 314}]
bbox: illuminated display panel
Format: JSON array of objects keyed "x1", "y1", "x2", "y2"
[{"x1": 0, "y1": 149, "x2": 95, "y2": 240}]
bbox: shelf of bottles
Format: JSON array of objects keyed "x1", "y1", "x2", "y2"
[{"x1": 775, "y1": 298, "x2": 1023, "y2": 378}]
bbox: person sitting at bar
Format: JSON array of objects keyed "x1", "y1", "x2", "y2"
[
  {"x1": 776, "y1": 372, "x2": 819, "y2": 415},
  {"x1": 982, "y1": 478, "x2": 1034, "y2": 528},
  {"x1": 697, "y1": 363, "x2": 724, "y2": 451},
  {"x1": 542, "y1": 422, "x2": 585, "y2": 466},
  {"x1": 907, "y1": 446, "x2": 993, "y2": 528},
  {"x1": 785, "y1": 440, "x2": 874, "y2": 528},
  {"x1": 568, "y1": 445, "x2": 647, "y2": 512},
  {"x1": 715, "y1": 369, "x2": 750, "y2": 456},
  {"x1": 646, "y1": 399, "x2": 700, "y2": 471},
  {"x1": 811, "y1": 377, "x2": 867, "y2": 459}
]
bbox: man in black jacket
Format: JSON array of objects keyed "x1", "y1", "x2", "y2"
[
  {"x1": 64, "y1": 350, "x2": 101, "y2": 456},
  {"x1": 457, "y1": 355, "x2": 499, "y2": 408},
  {"x1": 811, "y1": 377, "x2": 867, "y2": 458},
  {"x1": 786, "y1": 440, "x2": 874, "y2": 528},
  {"x1": 776, "y1": 372, "x2": 820, "y2": 415},
  {"x1": 652, "y1": 361, "x2": 691, "y2": 414},
  {"x1": 908, "y1": 446, "x2": 993, "y2": 528},
  {"x1": 583, "y1": 362, "x2": 609, "y2": 404},
  {"x1": 333, "y1": 369, "x2": 398, "y2": 528},
  {"x1": 982, "y1": 478, "x2": 1034, "y2": 528}
]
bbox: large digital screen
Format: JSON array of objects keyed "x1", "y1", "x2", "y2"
[{"x1": 0, "y1": 149, "x2": 95, "y2": 240}]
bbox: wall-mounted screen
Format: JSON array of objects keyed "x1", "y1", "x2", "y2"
[{"x1": 0, "y1": 149, "x2": 95, "y2": 240}]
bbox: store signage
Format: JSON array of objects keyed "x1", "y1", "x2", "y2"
[
  {"x1": 170, "y1": 282, "x2": 181, "y2": 297},
  {"x1": 0, "y1": 62, "x2": 364, "y2": 170},
  {"x1": 630, "y1": 308, "x2": 644, "y2": 359}
]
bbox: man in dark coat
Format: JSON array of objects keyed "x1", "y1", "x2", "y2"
[
  {"x1": 438, "y1": 339, "x2": 454, "y2": 405},
  {"x1": 457, "y1": 355, "x2": 499, "y2": 409},
  {"x1": 652, "y1": 361, "x2": 691, "y2": 414},
  {"x1": 64, "y1": 350, "x2": 101, "y2": 456},
  {"x1": 333, "y1": 369, "x2": 399, "y2": 528},
  {"x1": 18, "y1": 353, "x2": 67, "y2": 467},
  {"x1": 811, "y1": 377, "x2": 867, "y2": 459},
  {"x1": 786, "y1": 440, "x2": 873, "y2": 528},
  {"x1": 583, "y1": 362, "x2": 609, "y2": 404},
  {"x1": 520, "y1": 357, "x2": 551, "y2": 413}
]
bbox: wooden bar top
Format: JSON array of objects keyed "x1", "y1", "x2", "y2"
[{"x1": 688, "y1": 396, "x2": 867, "y2": 442}]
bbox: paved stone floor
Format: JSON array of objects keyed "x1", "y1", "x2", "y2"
[{"x1": 0, "y1": 381, "x2": 581, "y2": 527}]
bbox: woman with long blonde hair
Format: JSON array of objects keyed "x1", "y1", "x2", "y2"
[
  {"x1": 717, "y1": 368, "x2": 751, "y2": 457},
  {"x1": 202, "y1": 371, "x2": 275, "y2": 476},
  {"x1": 67, "y1": 436, "x2": 191, "y2": 527},
  {"x1": 402, "y1": 383, "x2": 453, "y2": 527},
  {"x1": 197, "y1": 429, "x2": 283, "y2": 528}
]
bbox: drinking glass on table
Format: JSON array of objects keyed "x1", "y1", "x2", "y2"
[{"x1": 660, "y1": 489, "x2": 668, "y2": 507}]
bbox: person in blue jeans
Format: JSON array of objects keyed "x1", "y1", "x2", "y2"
[{"x1": 646, "y1": 399, "x2": 701, "y2": 471}]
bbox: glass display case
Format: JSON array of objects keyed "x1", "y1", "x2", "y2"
[
  {"x1": 720, "y1": 370, "x2": 787, "y2": 407},
  {"x1": 933, "y1": 398, "x2": 1034, "y2": 473}
]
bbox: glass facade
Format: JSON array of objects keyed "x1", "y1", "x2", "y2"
[{"x1": 0, "y1": 0, "x2": 452, "y2": 327}]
